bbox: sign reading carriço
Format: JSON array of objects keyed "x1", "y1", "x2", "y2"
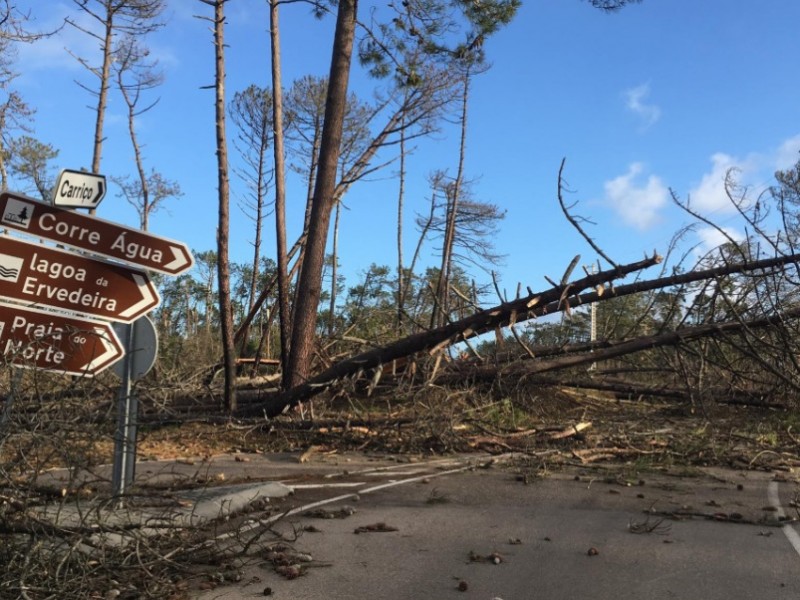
[
  {"x1": 53, "y1": 169, "x2": 107, "y2": 209},
  {"x1": 0, "y1": 192, "x2": 194, "y2": 276}
]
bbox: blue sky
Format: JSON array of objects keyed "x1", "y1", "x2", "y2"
[{"x1": 8, "y1": 0, "x2": 800, "y2": 302}]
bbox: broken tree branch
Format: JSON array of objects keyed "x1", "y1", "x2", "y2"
[{"x1": 444, "y1": 303, "x2": 800, "y2": 384}]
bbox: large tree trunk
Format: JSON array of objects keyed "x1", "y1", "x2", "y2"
[
  {"x1": 396, "y1": 106, "x2": 406, "y2": 334},
  {"x1": 212, "y1": 0, "x2": 237, "y2": 411},
  {"x1": 269, "y1": 0, "x2": 292, "y2": 387},
  {"x1": 253, "y1": 254, "x2": 661, "y2": 416},
  {"x1": 286, "y1": 0, "x2": 358, "y2": 390},
  {"x1": 329, "y1": 200, "x2": 341, "y2": 336},
  {"x1": 252, "y1": 247, "x2": 800, "y2": 416}
]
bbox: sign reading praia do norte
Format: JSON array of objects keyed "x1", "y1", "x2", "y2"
[
  {"x1": 0, "y1": 303, "x2": 123, "y2": 376},
  {"x1": 0, "y1": 192, "x2": 194, "y2": 276}
]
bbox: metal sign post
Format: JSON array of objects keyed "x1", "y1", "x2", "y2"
[
  {"x1": 111, "y1": 316, "x2": 158, "y2": 498},
  {"x1": 111, "y1": 322, "x2": 136, "y2": 498}
]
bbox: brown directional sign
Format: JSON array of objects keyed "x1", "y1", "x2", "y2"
[
  {"x1": 0, "y1": 192, "x2": 194, "y2": 276},
  {"x1": 0, "y1": 235, "x2": 160, "y2": 323},
  {"x1": 0, "y1": 303, "x2": 124, "y2": 376}
]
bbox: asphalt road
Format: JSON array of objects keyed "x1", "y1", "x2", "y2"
[{"x1": 191, "y1": 455, "x2": 800, "y2": 600}]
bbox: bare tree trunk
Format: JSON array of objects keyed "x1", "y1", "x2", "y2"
[
  {"x1": 239, "y1": 142, "x2": 267, "y2": 354},
  {"x1": 239, "y1": 193, "x2": 263, "y2": 356},
  {"x1": 269, "y1": 0, "x2": 292, "y2": 388},
  {"x1": 91, "y1": 16, "x2": 113, "y2": 179},
  {"x1": 234, "y1": 236, "x2": 303, "y2": 346},
  {"x1": 118, "y1": 73, "x2": 150, "y2": 231},
  {"x1": 329, "y1": 200, "x2": 340, "y2": 336},
  {"x1": 0, "y1": 108, "x2": 8, "y2": 190},
  {"x1": 396, "y1": 106, "x2": 406, "y2": 334},
  {"x1": 211, "y1": 0, "x2": 236, "y2": 411},
  {"x1": 0, "y1": 145, "x2": 7, "y2": 191},
  {"x1": 286, "y1": 0, "x2": 358, "y2": 390},
  {"x1": 432, "y1": 70, "x2": 470, "y2": 328}
]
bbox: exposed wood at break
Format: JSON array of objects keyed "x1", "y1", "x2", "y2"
[{"x1": 549, "y1": 421, "x2": 592, "y2": 440}]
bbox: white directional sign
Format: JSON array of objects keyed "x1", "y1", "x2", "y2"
[{"x1": 53, "y1": 169, "x2": 107, "y2": 209}]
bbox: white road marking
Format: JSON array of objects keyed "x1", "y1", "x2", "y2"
[
  {"x1": 322, "y1": 457, "x2": 467, "y2": 479},
  {"x1": 767, "y1": 480, "x2": 800, "y2": 557},
  {"x1": 289, "y1": 482, "x2": 366, "y2": 489},
  {"x1": 199, "y1": 457, "x2": 491, "y2": 549}
]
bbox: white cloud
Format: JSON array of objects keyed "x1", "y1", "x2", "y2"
[
  {"x1": 686, "y1": 136, "x2": 800, "y2": 215},
  {"x1": 623, "y1": 83, "x2": 661, "y2": 131},
  {"x1": 604, "y1": 163, "x2": 669, "y2": 230},
  {"x1": 687, "y1": 153, "x2": 755, "y2": 215},
  {"x1": 695, "y1": 225, "x2": 745, "y2": 256},
  {"x1": 15, "y1": 5, "x2": 98, "y2": 73},
  {"x1": 16, "y1": 4, "x2": 181, "y2": 76},
  {"x1": 774, "y1": 134, "x2": 800, "y2": 171}
]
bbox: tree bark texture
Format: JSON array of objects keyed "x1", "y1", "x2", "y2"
[
  {"x1": 269, "y1": 0, "x2": 292, "y2": 386},
  {"x1": 286, "y1": 0, "x2": 358, "y2": 390},
  {"x1": 212, "y1": 0, "x2": 237, "y2": 411}
]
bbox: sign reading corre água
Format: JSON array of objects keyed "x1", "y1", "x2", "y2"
[{"x1": 0, "y1": 192, "x2": 194, "y2": 276}]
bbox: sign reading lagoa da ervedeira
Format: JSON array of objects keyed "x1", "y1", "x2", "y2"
[{"x1": 0, "y1": 235, "x2": 160, "y2": 323}]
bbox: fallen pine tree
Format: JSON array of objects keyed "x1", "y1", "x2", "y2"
[{"x1": 237, "y1": 248, "x2": 800, "y2": 418}]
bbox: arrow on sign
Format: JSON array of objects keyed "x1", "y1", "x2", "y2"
[
  {"x1": 0, "y1": 192, "x2": 194, "y2": 276},
  {"x1": 0, "y1": 235, "x2": 160, "y2": 323},
  {"x1": 0, "y1": 303, "x2": 124, "y2": 376},
  {"x1": 53, "y1": 169, "x2": 107, "y2": 209}
]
